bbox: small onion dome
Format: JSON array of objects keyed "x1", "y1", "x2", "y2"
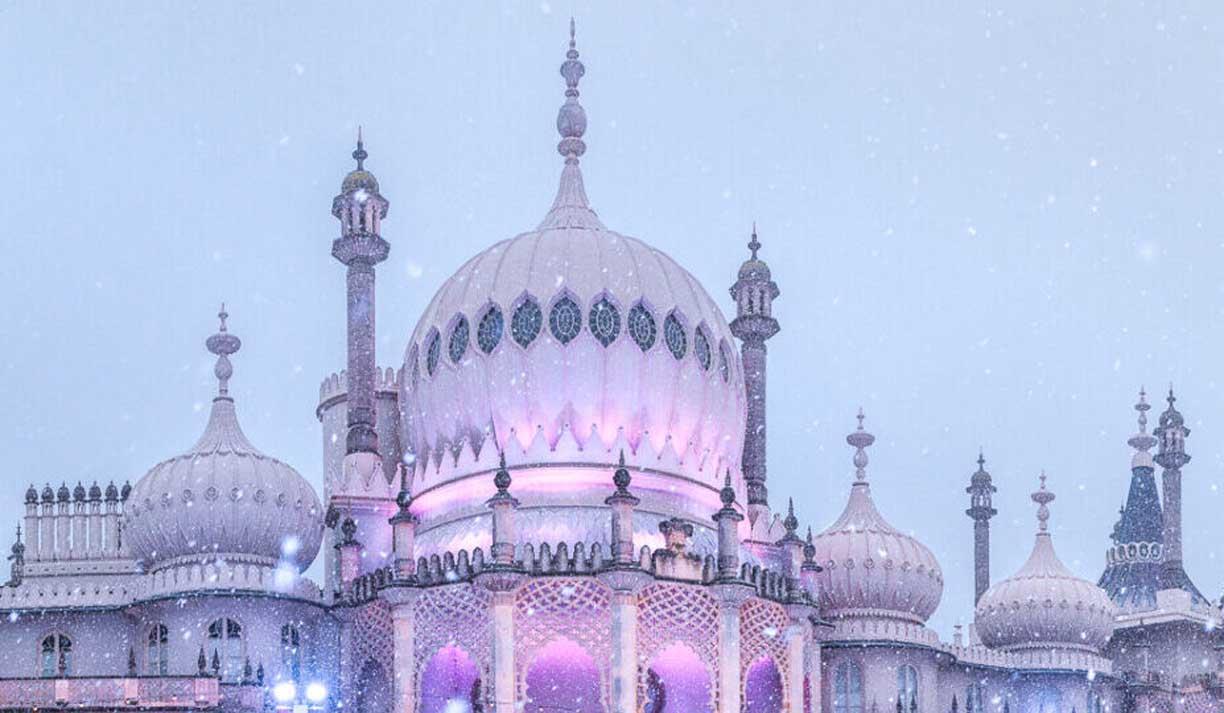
[
  {"x1": 975, "y1": 474, "x2": 1115, "y2": 653},
  {"x1": 736, "y1": 227, "x2": 773, "y2": 282},
  {"x1": 73, "y1": 483, "x2": 86, "y2": 502},
  {"x1": 88, "y1": 482, "x2": 102, "y2": 501},
  {"x1": 124, "y1": 307, "x2": 322, "y2": 572},
  {"x1": 120, "y1": 481, "x2": 131, "y2": 501},
  {"x1": 56, "y1": 483, "x2": 70, "y2": 502},
  {"x1": 340, "y1": 129, "x2": 379, "y2": 194},
  {"x1": 24, "y1": 485, "x2": 37, "y2": 504},
  {"x1": 810, "y1": 412, "x2": 944, "y2": 623},
  {"x1": 105, "y1": 482, "x2": 119, "y2": 502},
  {"x1": 41, "y1": 485, "x2": 54, "y2": 503}
]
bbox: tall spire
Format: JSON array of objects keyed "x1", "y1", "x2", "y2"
[
  {"x1": 966, "y1": 449, "x2": 997, "y2": 605},
  {"x1": 205, "y1": 304, "x2": 241, "y2": 398},
  {"x1": 1153, "y1": 384, "x2": 1202, "y2": 599},
  {"x1": 353, "y1": 126, "x2": 367, "y2": 170},
  {"x1": 730, "y1": 224, "x2": 781, "y2": 523},
  {"x1": 539, "y1": 18, "x2": 602, "y2": 230}
]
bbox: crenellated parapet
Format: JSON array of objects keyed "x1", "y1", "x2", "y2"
[{"x1": 317, "y1": 367, "x2": 401, "y2": 414}]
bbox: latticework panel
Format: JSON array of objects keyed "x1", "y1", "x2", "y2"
[
  {"x1": 346, "y1": 599, "x2": 393, "y2": 712},
  {"x1": 514, "y1": 578, "x2": 612, "y2": 706},
  {"x1": 636, "y1": 582, "x2": 720, "y2": 711},
  {"x1": 414, "y1": 584, "x2": 493, "y2": 685},
  {"x1": 740, "y1": 597, "x2": 790, "y2": 707}
]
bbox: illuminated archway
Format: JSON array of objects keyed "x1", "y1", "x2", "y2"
[
  {"x1": 642, "y1": 641, "x2": 713, "y2": 713},
  {"x1": 420, "y1": 645, "x2": 482, "y2": 713},
  {"x1": 355, "y1": 659, "x2": 391, "y2": 713},
  {"x1": 744, "y1": 656, "x2": 783, "y2": 713},
  {"x1": 523, "y1": 637, "x2": 603, "y2": 713}
]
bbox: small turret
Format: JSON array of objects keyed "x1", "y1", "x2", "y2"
[
  {"x1": 965, "y1": 451, "x2": 997, "y2": 605},
  {"x1": 711, "y1": 469, "x2": 744, "y2": 580}
]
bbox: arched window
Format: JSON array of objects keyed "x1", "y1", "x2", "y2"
[
  {"x1": 693, "y1": 326, "x2": 712, "y2": 370},
  {"x1": 39, "y1": 633, "x2": 71, "y2": 678},
  {"x1": 281, "y1": 624, "x2": 302, "y2": 682},
  {"x1": 966, "y1": 683, "x2": 985, "y2": 713},
  {"x1": 511, "y1": 298, "x2": 543, "y2": 348},
  {"x1": 425, "y1": 332, "x2": 441, "y2": 376},
  {"x1": 897, "y1": 665, "x2": 918, "y2": 713},
  {"x1": 207, "y1": 618, "x2": 244, "y2": 682},
  {"x1": 548, "y1": 295, "x2": 582, "y2": 345},
  {"x1": 147, "y1": 624, "x2": 169, "y2": 675},
  {"x1": 477, "y1": 306, "x2": 504, "y2": 354},
  {"x1": 664, "y1": 313, "x2": 687, "y2": 360},
  {"x1": 448, "y1": 316, "x2": 469, "y2": 364},
  {"x1": 588, "y1": 297, "x2": 621, "y2": 347},
  {"x1": 627, "y1": 303, "x2": 657, "y2": 352},
  {"x1": 833, "y1": 661, "x2": 863, "y2": 713}
]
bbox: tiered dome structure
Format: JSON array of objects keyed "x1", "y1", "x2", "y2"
[
  {"x1": 810, "y1": 412, "x2": 944, "y2": 623},
  {"x1": 975, "y1": 474, "x2": 1115, "y2": 653},
  {"x1": 125, "y1": 309, "x2": 323, "y2": 573},
  {"x1": 400, "y1": 22, "x2": 746, "y2": 549}
]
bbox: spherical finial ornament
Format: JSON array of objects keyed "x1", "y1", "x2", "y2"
[
  {"x1": 556, "y1": 18, "x2": 588, "y2": 161},
  {"x1": 783, "y1": 497, "x2": 799, "y2": 534},
  {"x1": 73, "y1": 482, "x2": 86, "y2": 502},
  {"x1": 104, "y1": 481, "x2": 118, "y2": 502},
  {"x1": 748, "y1": 223, "x2": 761, "y2": 261},
  {"x1": 206, "y1": 304, "x2": 242, "y2": 397},
  {"x1": 340, "y1": 516, "x2": 358, "y2": 544},
  {"x1": 353, "y1": 126, "x2": 368, "y2": 169},
  {"x1": 57, "y1": 483, "x2": 70, "y2": 502},
  {"x1": 1031, "y1": 471, "x2": 1055, "y2": 533},
  {"x1": 24, "y1": 485, "x2": 36, "y2": 504},
  {"x1": 846, "y1": 408, "x2": 875, "y2": 482},
  {"x1": 803, "y1": 526, "x2": 816, "y2": 563},
  {"x1": 719, "y1": 468, "x2": 736, "y2": 507},
  {"x1": 494, "y1": 451, "x2": 512, "y2": 493},
  {"x1": 612, "y1": 449, "x2": 632, "y2": 491}
]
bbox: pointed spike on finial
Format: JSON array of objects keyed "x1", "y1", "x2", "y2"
[
  {"x1": 569, "y1": 16, "x2": 576, "y2": 46},
  {"x1": 217, "y1": 303, "x2": 228, "y2": 332},
  {"x1": 618, "y1": 449, "x2": 625, "y2": 467},
  {"x1": 787, "y1": 497, "x2": 795, "y2": 517},
  {"x1": 724, "y1": 468, "x2": 732, "y2": 488},
  {"x1": 748, "y1": 224, "x2": 761, "y2": 260},
  {"x1": 857, "y1": 407, "x2": 865, "y2": 429},
  {"x1": 352, "y1": 126, "x2": 367, "y2": 169},
  {"x1": 977, "y1": 448, "x2": 986, "y2": 469}
]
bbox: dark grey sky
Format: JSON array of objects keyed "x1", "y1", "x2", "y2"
[{"x1": 2, "y1": 2, "x2": 1222, "y2": 635}]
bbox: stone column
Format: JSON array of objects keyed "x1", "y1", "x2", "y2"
[
  {"x1": 785, "y1": 621, "x2": 807, "y2": 712},
  {"x1": 39, "y1": 494, "x2": 54, "y2": 560},
  {"x1": 23, "y1": 497, "x2": 38, "y2": 563},
  {"x1": 88, "y1": 496, "x2": 102, "y2": 557},
  {"x1": 712, "y1": 583, "x2": 754, "y2": 713},
  {"x1": 476, "y1": 569, "x2": 524, "y2": 713},
  {"x1": 55, "y1": 491, "x2": 70, "y2": 560},
  {"x1": 600, "y1": 569, "x2": 651, "y2": 713},
  {"x1": 383, "y1": 589, "x2": 419, "y2": 713}
]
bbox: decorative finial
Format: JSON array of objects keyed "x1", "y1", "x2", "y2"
[
  {"x1": 784, "y1": 497, "x2": 799, "y2": 534},
  {"x1": 1129, "y1": 387, "x2": 1158, "y2": 453},
  {"x1": 494, "y1": 451, "x2": 512, "y2": 494},
  {"x1": 612, "y1": 449, "x2": 632, "y2": 495},
  {"x1": 205, "y1": 304, "x2": 241, "y2": 397},
  {"x1": 1031, "y1": 471, "x2": 1055, "y2": 533},
  {"x1": 748, "y1": 224, "x2": 761, "y2": 260},
  {"x1": 803, "y1": 527, "x2": 816, "y2": 562},
  {"x1": 846, "y1": 408, "x2": 875, "y2": 484},
  {"x1": 353, "y1": 126, "x2": 367, "y2": 170},
  {"x1": 719, "y1": 468, "x2": 736, "y2": 507},
  {"x1": 977, "y1": 448, "x2": 986, "y2": 470},
  {"x1": 556, "y1": 19, "x2": 587, "y2": 162}
]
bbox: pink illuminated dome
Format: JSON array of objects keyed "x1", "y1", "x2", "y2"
[{"x1": 399, "y1": 29, "x2": 746, "y2": 555}]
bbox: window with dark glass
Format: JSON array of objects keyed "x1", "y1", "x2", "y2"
[
  {"x1": 833, "y1": 661, "x2": 863, "y2": 713},
  {"x1": 477, "y1": 306, "x2": 504, "y2": 354},
  {"x1": 207, "y1": 618, "x2": 244, "y2": 682},
  {"x1": 448, "y1": 316, "x2": 469, "y2": 363},
  {"x1": 281, "y1": 624, "x2": 302, "y2": 682},
  {"x1": 694, "y1": 326, "x2": 711, "y2": 370},
  {"x1": 425, "y1": 332, "x2": 441, "y2": 376},
  {"x1": 897, "y1": 665, "x2": 918, "y2": 712},
  {"x1": 147, "y1": 624, "x2": 169, "y2": 675},
  {"x1": 627, "y1": 303, "x2": 656, "y2": 352},
  {"x1": 664, "y1": 313, "x2": 687, "y2": 360},
  {"x1": 548, "y1": 295, "x2": 582, "y2": 345},
  {"x1": 39, "y1": 633, "x2": 71, "y2": 678},
  {"x1": 511, "y1": 298, "x2": 543, "y2": 348},
  {"x1": 588, "y1": 297, "x2": 621, "y2": 347}
]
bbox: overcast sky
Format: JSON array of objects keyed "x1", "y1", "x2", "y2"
[{"x1": 1, "y1": 2, "x2": 1222, "y2": 636}]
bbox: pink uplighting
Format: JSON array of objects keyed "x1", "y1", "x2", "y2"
[
  {"x1": 643, "y1": 642, "x2": 714, "y2": 712},
  {"x1": 419, "y1": 646, "x2": 480, "y2": 713},
  {"x1": 523, "y1": 638, "x2": 603, "y2": 713}
]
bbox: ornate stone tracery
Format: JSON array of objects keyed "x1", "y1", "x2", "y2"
[
  {"x1": 740, "y1": 598, "x2": 791, "y2": 707},
  {"x1": 413, "y1": 584, "x2": 492, "y2": 685},
  {"x1": 513, "y1": 578, "x2": 612, "y2": 706},
  {"x1": 637, "y1": 582, "x2": 720, "y2": 710}
]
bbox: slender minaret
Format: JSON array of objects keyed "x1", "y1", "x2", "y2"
[
  {"x1": 1154, "y1": 386, "x2": 1200, "y2": 596},
  {"x1": 729, "y1": 226, "x2": 780, "y2": 525},
  {"x1": 331, "y1": 131, "x2": 390, "y2": 469},
  {"x1": 964, "y1": 451, "x2": 997, "y2": 605}
]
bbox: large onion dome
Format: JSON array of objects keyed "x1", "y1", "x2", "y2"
[
  {"x1": 810, "y1": 412, "x2": 944, "y2": 623},
  {"x1": 975, "y1": 475, "x2": 1115, "y2": 653},
  {"x1": 125, "y1": 309, "x2": 323, "y2": 573},
  {"x1": 400, "y1": 23, "x2": 746, "y2": 551}
]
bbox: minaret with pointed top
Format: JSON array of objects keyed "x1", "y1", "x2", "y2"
[
  {"x1": 1097, "y1": 390, "x2": 1165, "y2": 609},
  {"x1": 1153, "y1": 386, "x2": 1201, "y2": 597},
  {"x1": 965, "y1": 451, "x2": 997, "y2": 604},
  {"x1": 332, "y1": 130, "x2": 390, "y2": 459},
  {"x1": 729, "y1": 225, "x2": 780, "y2": 525}
]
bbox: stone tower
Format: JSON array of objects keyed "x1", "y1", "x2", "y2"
[
  {"x1": 1153, "y1": 387, "x2": 1203, "y2": 599},
  {"x1": 729, "y1": 226, "x2": 780, "y2": 526},
  {"x1": 965, "y1": 451, "x2": 997, "y2": 604}
]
